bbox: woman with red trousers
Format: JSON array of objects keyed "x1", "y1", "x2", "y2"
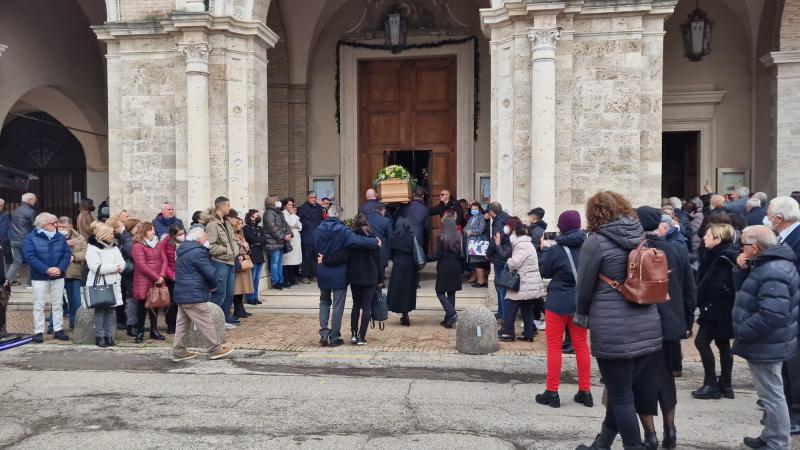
[{"x1": 536, "y1": 210, "x2": 592, "y2": 408}]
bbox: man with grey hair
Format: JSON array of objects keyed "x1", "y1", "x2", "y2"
[
  {"x1": 733, "y1": 225, "x2": 799, "y2": 449},
  {"x1": 753, "y1": 191, "x2": 769, "y2": 207},
  {"x1": 8, "y1": 192, "x2": 37, "y2": 287},
  {"x1": 153, "y1": 201, "x2": 184, "y2": 239},
  {"x1": 313, "y1": 204, "x2": 380, "y2": 347},
  {"x1": 763, "y1": 196, "x2": 800, "y2": 436},
  {"x1": 746, "y1": 196, "x2": 768, "y2": 226},
  {"x1": 724, "y1": 186, "x2": 750, "y2": 218}
]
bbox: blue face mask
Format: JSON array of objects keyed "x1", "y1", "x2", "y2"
[
  {"x1": 41, "y1": 229, "x2": 57, "y2": 239},
  {"x1": 470, "y1": 210, "x2": 480, "y2": 216}
]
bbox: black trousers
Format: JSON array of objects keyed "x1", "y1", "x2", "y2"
[
  {"x1": 135, "y1": 300, "x2": 158, "y2": 333},
  {"x1": 694, "y1": 324, "x2": 733, "y2": 384},
  {"x1": 502, "y1": 299, "x2": 534, "y2": 339},
  {"x1": 783, "y1": 341, "x2": 800, "y2": 426},
  {"x1": 283, "y1": 265, "x2": 298, "y2": 285},
  {"x1": 663, "y1": 339, "x2": 683, "y2": 372},
  {"x1": 633, "y1": 349, "x2": 677, "y2": 416},
  {"x1": 165, "y1": 279, "x2": 177, "y2": 332},
  {"x1": 597, "y1": 355, "x2": 653, "y2": 447},
  {"x1": 300, "y1": 243, "x2": 317, "y2": 279},
  {"x1": 350, "y1": 284, "x2": 375, "y2": 338}
]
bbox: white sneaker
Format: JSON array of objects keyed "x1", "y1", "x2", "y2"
[
  {"x1": 534, "y1": 320, "x2": 546, "y2": 331},
  {"x1": 224, "y1": 322, "x2": 237, "y2": 330}
]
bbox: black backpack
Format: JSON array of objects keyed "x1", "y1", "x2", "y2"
[{"x1": 371, "y1": 289, "x2": 389, "y2": 330}]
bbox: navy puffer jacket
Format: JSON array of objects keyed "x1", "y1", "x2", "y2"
[
  {"x1": 22, "y1": 230, "x2": 71, "y2": 280},
  {"x1": 575, "y1": 217, "x2": 663, "y2": 359},
  {"x1": 174, "y1": 240, "x2": 218, "y2": 304},
  {"x1": 313, "y1": 218, "x2": 379, "y2": 290},
  {"x1": 732, "y1": 244, "x2": 799, "y2": 363},
  {"x1": 539, "y1": 229, "x2": 586, "y2": 316}
]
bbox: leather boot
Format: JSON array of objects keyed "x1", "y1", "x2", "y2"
[
  {"x1": 691, "y1": 376, "x2": 721, "y2": 399},
  {"x1": 126, "y1": 325, "x2": 137, "y2": 337},
  {"x1": 105, "y1": 336, "x2": 117, "y2": 347},
  {"x1": 662, "y1": 425, "x2": 677, "y2": 449},
  {"x1": 535, "y1": 390, "x2": 560, "y2": 408},
  {"x1": 643, "y1": 431, "x2": 658, "y2": 450},
  {"x1": 575, "y1": 425, "x2": 616, "y2": 450},
  {"x1": 95, "y1": 337, "x2": 108, "y2": 348},
  {"x1": 718, "y1": 376, "x2": 734, "y2": 399},
  {"x1": 135, "y1": 331, "x2": 144, "y2": 344}
]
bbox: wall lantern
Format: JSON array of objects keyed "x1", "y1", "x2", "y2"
[
  {"x1": 680, "y1": 1, "x2": 713, "y2": 62},
  {"x1": 385, "y1": 10, "x2": 407, "y2": 54}
]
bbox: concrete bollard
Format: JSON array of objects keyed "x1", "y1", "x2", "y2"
[{"x1": 456, "y1": 305, "x2": 499, "y2": 355}]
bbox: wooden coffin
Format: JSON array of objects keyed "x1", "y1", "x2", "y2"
[{"x1": 378, "y1": 178, "x2": 412, "y2": 203}]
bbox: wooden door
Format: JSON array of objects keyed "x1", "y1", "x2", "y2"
[{"x1": 359, "y1": 57, "x2": 457, "y2": 249}]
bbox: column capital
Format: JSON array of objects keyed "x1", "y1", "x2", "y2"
[
  {"x1": 528, "y1": 28, "x2": 559, "y2": 61},
  {"x1": 177, "y1": 42, "x2": 212, "y2": 74}
]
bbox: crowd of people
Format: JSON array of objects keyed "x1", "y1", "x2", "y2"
[{"x1": 0, "y1": 182, "x2": 798, "y2": 449}]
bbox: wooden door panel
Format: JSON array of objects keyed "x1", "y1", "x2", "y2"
[
  {"x1": 414, "y1": 111, "x2": 452, "y2": 145},
  {"x1": 415, "y1": 69, "x2": 448, "y2": 103},
  {"x1": 368, "y1": 113, "x2": 401, "y2": 145}
]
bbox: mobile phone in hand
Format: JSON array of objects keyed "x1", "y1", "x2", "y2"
[{"x1": 543, "y1": 232, "x2": 557, "y2": 240}]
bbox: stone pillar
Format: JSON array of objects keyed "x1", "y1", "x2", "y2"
[
  {"x1": 763, "y1": 51, "x2": 800, "y2": 195},
  {"x1": 528, "y1": 27, "x2": 559, "y2": 227},
  {"x1": 177, "y1": 42, "x2": 212, "y2": 215}
]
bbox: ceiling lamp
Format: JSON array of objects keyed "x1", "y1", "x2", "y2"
[{"x1": 680, "y1": 0, "x2": 713, "y2": 62}]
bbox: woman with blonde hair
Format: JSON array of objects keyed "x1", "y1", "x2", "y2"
[
  {"x1": 131, "y1": 221, "x2": 167, "y2": 343},
  {"x1": 86, "y1": 224, "x2": 125, "y2": 347}
]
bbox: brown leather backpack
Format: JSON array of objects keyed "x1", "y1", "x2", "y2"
[{"x1": 598, "y1": 240, "x2": 670, "y2": 305}]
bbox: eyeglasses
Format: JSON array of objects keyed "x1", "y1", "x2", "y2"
[{"x1": 46, "y1": 221, "x2": 58, "y2": 226}]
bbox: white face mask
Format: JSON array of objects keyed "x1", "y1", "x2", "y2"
[
  {"x1": 176, "y1": 235, "x2": 185, "y2": 242},
  {"x1": 509, "y1": 234, "x2": 517, "y2": 244},
  {"x1": 503, "y1": 225, "x2": 511, "y2": 235},
  {"x1": 275, "y1": 201, "x2": 282, "y2": 209},
  {"x1": 58, "y1": 229, "x2": 70, "y2": 236},
  {"x1": 203, "y1": 241, "x2": 211, "y2": 249},
  {"x1": 763, "y1": 215, "x2": 775, "y2": 231}
]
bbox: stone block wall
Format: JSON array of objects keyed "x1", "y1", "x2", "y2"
[
  {"x1": 119, "y1": 0, "x2": 174, "y2": 21},
  {"x1": 782, "y1": 0, "x2": 800, "y2": 51}
]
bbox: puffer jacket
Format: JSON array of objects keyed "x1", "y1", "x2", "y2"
[
  {"x1": 174, "y1": 240, "x2": 218, "y2": 304},
  {"x1": 539, "y1": 229, "x2": 586, "y2": 316},
  {"x1": 155, "y1": 238, "x2": 177, "y2": 281},
  {"x1": 205, "y1": 212, "x2": 238, "y2": 265},
  {"x1": 10, "y1": 203, "x2": 36, "y2": 242},
  {"x1": 64, "y1": 230, "x2": 87, "y2": 280},
  {"x1": 85, "y1": 237, "x2": 125, "y2": 306},
  {"x1": 312, "y1": 218, "x2": 378, "y2": 290},
  {"x1": 696, "y1": 242, "x2": 738, "y2": 339},
  {"x1": 243, "y1": 221, "x2": 267, "y2": 265},
  {"x1": 732, "y1": 244, "x2": 800, "y2": 363},
  {"x1": 263, "y1": 207, "x2": 289, "y2": 252},
  {"x1": 505, "y1": 235, "x2": 546, "y2": 301},
  {"x1": 131, "y1": 241, "x2": 167, "y2": 300},
  {"x1": 22, "y1": 230, "x2": 71, "y2": 280},
  {"x1": 575, "y1": 217, "x2": 663, "y2": 359}
]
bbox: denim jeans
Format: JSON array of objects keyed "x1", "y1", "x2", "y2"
[
  {"x1": 436, "y1": 291, "x2": 457, "y2": 321},
  {"x1": 249, "y1": 262, "x2": 264, "y2": 302},
  {"x1": 64, "y1": 278, "x2": 82, "y2": 329},
  {"x1": 319, "y1": 288, "x2": 347, "y2": 341},
  {"x1": 493, "y1": 263, "x2": 506, "y2": 316},
  {"x1": 211, "y1": 261, "x2": 235, "y2": 321},
  {"x1": 269, "y1": 249, "x2": 284, "y2": 285}
]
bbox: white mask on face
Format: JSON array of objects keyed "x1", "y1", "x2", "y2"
[
  {"x1": 509, "y1": 234, "x2": 517, "y2": 244},
  {"x1": 203, "y1": 241, "x2": 211, "y2": 249},
  {"x1": 763, "y1": 215, "x2": 775, "y2": 231},
  {"x1": 503, "y1": 225, "x2": 511, "y2": 235},
  {"x1": 58, "y1": 229, "x2": 70, "y2": 236},
  {"x1": 176, "y1": 235, "x2": 185, "y2": 242},
  {"x1": 275, "y1": 201, "x2": 282, "y2": 209}
]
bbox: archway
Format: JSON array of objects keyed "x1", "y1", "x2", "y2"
[{"x1": 0, "y1": 112, "x2": 87, "y2": 219}]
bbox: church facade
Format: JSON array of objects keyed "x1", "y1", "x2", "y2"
[{"x1": 1, "y1": 0, "x2": 799, "y2": 223}]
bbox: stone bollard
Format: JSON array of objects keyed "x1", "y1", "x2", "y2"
[
  {"x1": 184, "y1": 302, "x2": 226, "y2": 349},
  {"x1": 456, "y1": 305, "x2": 499, "y2": 355},
  {"x1": 72, "y1": 307, "x2": 118, "y2": 345}
]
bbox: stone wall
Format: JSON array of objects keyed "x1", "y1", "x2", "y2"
[
  {"x1": 782, "y1": 0, "x2": 800, "y2": 51},
  {"x1": 119, "y1": 0, "x2": 174, "y2": 21}
]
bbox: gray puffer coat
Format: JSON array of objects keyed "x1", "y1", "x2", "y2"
[
  {"x1": 574, "y1": 217, "x2": 663, "y2": 359},
  {"x1": 263, "y1": 206, "x2": 290, "y2": 252}
]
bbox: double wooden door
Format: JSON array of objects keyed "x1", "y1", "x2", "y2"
[{"x1": 358, "y1": 57, "x2": 457, "y2": 206}]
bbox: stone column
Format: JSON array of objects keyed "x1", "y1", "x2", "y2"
[
  {"x1": 177, "y1": 42, "x2": 212, "y2": 215},
  {"x1": 763, "y1": 51, "x2": 800, "y2": 195},
  {"x1": 528, "y1": 28, "x2": 558, "y2": 227}
]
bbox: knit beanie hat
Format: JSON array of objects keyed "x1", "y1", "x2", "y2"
[
  {"x1": 557, "y1": 210, "x2": 581, "y2": 233},
  {"x1": 636, "y1": 206, "x2": 661, "y2": 232}
]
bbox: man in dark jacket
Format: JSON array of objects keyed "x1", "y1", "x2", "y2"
[
  {"x1": 527, "y1": 207, "x2": 547, "y2": 252},
  {"x1": 485, "y1": 202, "x2": 511, "y2": 319},
  {"x1": 171, "y1": 228, "x2": 233, "y2": 361},
  {"x1": 359, "y1": 188, "x2": 385, "y2": 217},
  {"x1": 746, "y1": 197, "x2": 768, "y2": 227},
  {"x1": 313, "y1": 205, "x2": 380, "y2": 347},
  {"x1": 401, "y1": 188, "x2": 429, "y2": 247},
  {"x1": 429, "y1": 189, "x2": 464, "y2": 227},
  {"x1": 153, "y1": 202, "x2": 185, "y2": 238},
  {"x1": 297, "y1": 191, "x2": 324, "y2": 283},
  {"x1": 0, "y1": 198, "x2": 10, "y2": 268},
  {"x1": 732, "y1": 225, "x2": 799, "y2": 450},
  {"x1": 8, "y1": 192, "x2": 37, "y2": 287},
  {"x1": 367, "y1": 203, "x2": 392, "y2": 281}
]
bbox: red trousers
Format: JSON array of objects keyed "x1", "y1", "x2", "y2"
[{"x1": 546, "y1": 311, "x2": 591, "y2": 392}]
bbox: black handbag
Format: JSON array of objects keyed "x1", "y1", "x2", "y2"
[
  {"x1": 494, "y1": 264, "x2": 520, "y2": 291},
  {"x1": 371, "y1": 289, "x2": 389, "y2": 330},
  {"x1": 412, "y1": 237, "x2": 426, "y2": 271},
  {"x1": 83, "y1": 267, "x2": 117, "y2": 309}
]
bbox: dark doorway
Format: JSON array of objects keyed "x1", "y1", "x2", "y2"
[
  {"x1": 662, "y1": 131, "x2": 699, "y2": 199},
  {"x1": 0, "y1": 112, "x2": 87, "y2": 219},
  {"x1": 384, "y1": 149, "x2": 431, "y2": 193}
]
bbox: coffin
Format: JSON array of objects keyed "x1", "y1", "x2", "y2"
[{"x1": 377, "y1": 178, "x2": 412, "y2": 203}]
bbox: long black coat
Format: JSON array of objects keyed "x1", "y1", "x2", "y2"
[
  {"x1": 575, "y1": 218, "x2": 663, "y2": 359},
  {"x1": 400, "y1": 200, "x2": 429, "y2": 245},
  {"x1": 297, "y1": 201, "x2": 324, "y2": 241},
  {"x1": 433, "y1": 237, "x2": 462, "y2": 293},
  {"x1": 696, "y1": 242, "x2": 738, "y2": 339},
  {"x1": 648, "y1": 235, "x2": 697, "y2": 341},
  {"x1": 322, "y1": 229, "x2": 382, "y2": 287},
  {"x1": 367, "y1": 212, "x2": 392, "y2": 268},
  {"x1": 243, "y1": 223, "x2": 267, "y2": 264},
  {"x1": 387, "y1": 231, "x2": 417, "y2": 313},
  {"x1": 539, "y1": 229, "x2": 586, "y2": 316}
]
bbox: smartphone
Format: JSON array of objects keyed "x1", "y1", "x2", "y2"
[{"x1": 543, "y1": 232, "x2": 557, "y2": 240}]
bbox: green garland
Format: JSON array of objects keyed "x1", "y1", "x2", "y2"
[{"x1": 335, "y1": 36, "x2": 480, "y2": 140}]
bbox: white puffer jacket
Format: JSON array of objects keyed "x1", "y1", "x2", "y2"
[
  {"x1": 505, "y1": 235, "x2": 546, "y2": 301},
  {"x1": 85, "y1": 237, "x2": 125, "y2": 307}
]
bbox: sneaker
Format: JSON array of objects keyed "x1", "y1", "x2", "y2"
[
  {"x1": 53, "y1": 330, "x2": 69, "y2": 341},
  {"x1": 533, "y1": 320, "x2": 546, "y2": 331},
  {"x1": 209, "y1": 345, "x2": 234, "y2": 360},
  {"x1": 32, "y1": 333, "x2": 44, "y2": 343},
  {"x1": 328, "y1": 338, "x2": 344, "y2": 348},
  {"x1": 350, "y1": 332, "x2": 358, "y2": 344},
  {"x1": 319, "y1": 337, "x2": 329, "y2": 347},
  {"x1": 356, "y1": 336, "x2": 367, "y2": 346},
  {"x1": 224, "y1": 322, "x2": 237, "y2": 330},
  {"x1": 172, "y1": 351, "x2": 198, "y2": 362}
]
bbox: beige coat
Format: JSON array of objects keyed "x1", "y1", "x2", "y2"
[
  {"x1": 205, "y1": 213, "x2": 239, "y2": 265},
  {"x1": 505, "y1": 235, "x2": 546, "y2": 301},
  {"x1": 65, "y1": 230, "x2": 87, "y2": 280}
]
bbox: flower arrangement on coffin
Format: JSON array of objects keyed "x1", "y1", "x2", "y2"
[{"x1": 374, "y1": 165, "x2": 415, "y2": 203}]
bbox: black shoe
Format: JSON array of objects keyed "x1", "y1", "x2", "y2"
[
  {"x1": 350, "y1": 331, "x2": 358, "y2": 344},
  {"x1": 32, "y1": 333, "x2": 44, "y2": 344},
  {"x1": 400, "y1": 315, "x2": 410, "y2": 326},
  {"x1": 790, "y1": 423, "x2": 800, "y2": 436},
  {"x1": 126, "y1": 326, "x2": 137, "y2": 337},
  {"x1": 562, "y1": 344, "x2": 575, "y2": 354},
  {"x1": 662, "y1": 425, "x2": 676, "y2": 449},
  {"x1": 643, "y1": 432, "x2": 658, "y2": 450},
  {"x1": 743, "y1": 436, "x2": 766, "y2": 449},
  {"x1": 272, "y1": 284, "x2": 283, "y2": 290},
  {"x1": 96, "y1": 337, "x2": 108, "y2": 348},
  {"x1": 166, "y1": 328, "x2": 175, "y2": 335},
  {"x1": 53, "y1": 330, "x2": 69, "y2": 341},
  {"x1": 718, "y1": 376, "x2": 734, "y2": 399},
  {"x1": 135, "y1": 332, "x2": 144, "y2": 344},
  {"x1": 575, "y1": 425, "x2": 617, "y2": 450},
  {"x1": 234, "y1": 312, "x2": 252, "y2": 319},
  {"x1": 517, "y1": 335, "x2": 534, "y2": 342},
  {"x1": 499, "y1": 334, "x2": 516, "y2": 342},
  {"x1": 574, "y1": 390, "x2": 593, "y2": 407},
  {"x1": 105, "y1": 337, "x2": 117, "y2": 347},
  {"x1": 443, "y1": 315, "x2": 457, "y2": 329},
  {"x1": 328, "y1": 338, "x2": 344, "y2": 347},
  {"x1": 47, "y1": 328, "x2": 54, "y2": 335},
  {"x1": 535, "y1": 390, "x2": 560, "y2": 408},
  {"x1": 691, "y1": 383, "x2": 721, "y2": 399},
  {"x1": 319, "y1": 337, "x2": 328, "y2": 347},
  {"x1": 150, "y1": 329, "x2": 166, "y2": 341}
]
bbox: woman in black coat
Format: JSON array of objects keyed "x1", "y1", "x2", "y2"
[
  {"x1": 243, "y1": 209, "x2": 267, "y2": 304},
  {"x1": 433, "y1": 218, "x2": 462, "y2": 328},
  {"x1": 692, "y1": 223, "x2": 739, "y2": 400},
  {"x1": 387, "y1": 217, "x2": 417, "y2": 326},
  {"x1": 345, "y1": 214, "x2": 381, "y2": 344}
]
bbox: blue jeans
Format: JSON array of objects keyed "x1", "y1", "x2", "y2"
[
  {"x1": 493, "y1": 263, "x2": 506, "y2": 316},
  {"x1": 211, "y1": 261, "x2": 235, "y2": 321},
  {"x1": 249, "y1": 262, "x2": 263, "y2": 302},
  {"x1": 269, "y1": 249, "x2": 284, "y2": 285},
  {"x1": 64, "y1": 279, "x2": 82, "y2": 329}
]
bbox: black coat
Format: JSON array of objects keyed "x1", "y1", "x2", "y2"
[
  {"x1": 9, "y1": 203, "x2": 36, "y2": 242},
  {"x1": 528, "y1": 222, "x2": 546, "y2": 254},
  {"x1": 297, "y1": 201, "x2": 324, "y2": 240},
  {"x1": 323, "y1": 229, "x2": 382, "y2": 287},
  {"x1": 575, "y1": 218, "x2": 663, "y2": 359},
  {"x1": 387, "y1": 231, "x2": 417, "y2": 313},
  {"x1": 367, "y1": 212, "x2": 392, "y2": 268},
  {"x1": 539, "y1": 229, "x2": 586, "y2": 316},
  {"x1": 243, "y1": 223, "x2": 267, "y2": 264},
  {"x1": 780, "y1": 224, "x2": 800, "y2": 275},
  {"x1": 486, "y1": 211, "x2": 510, "y2": 266},
  {"x1": 732, "y1": 244, "x2": 799, "y2": 363},
  {"x1": 400, "y1": 200, "x2": 429, "y2": 244},
  {"x1": 174, "y1": 240, "x2": 218, "y2": 304},
  {"x1": 360, "y1": 199, "x2": 385, "y2": 216},
  {"x1": 648, "y1": 235, "x2": 697, "y2": 341},
  {"x1": 429, "y1": 199, "x2": 464, "y2": 227},
  {"x1": 696, "y1": 242, "x2": 738, "y2": 339},
  {"x1": 263, "y1": 207, "x2": 289, "y2": 251},
  {"x1": 745, "y1": 206, "x2": 767, "y2": 227},
  {"x1": 433, "y1": 237, "x2": 462, "y2": 293}
]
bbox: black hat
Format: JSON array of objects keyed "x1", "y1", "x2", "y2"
[{"x1": 636, "y1": 206, "x2": 661, "y2": 232}]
